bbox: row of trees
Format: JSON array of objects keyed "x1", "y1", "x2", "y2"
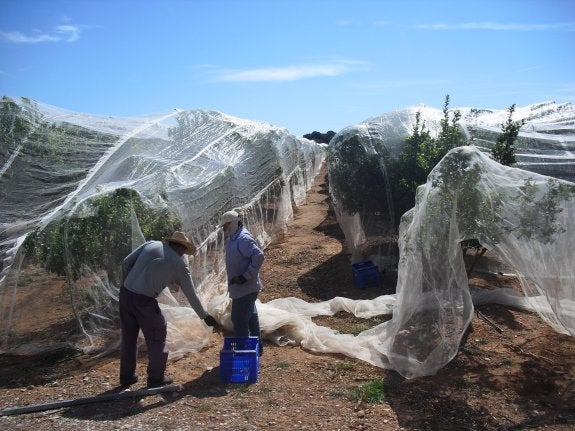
[{"x1": 21, "y1": 96, "x2": 525, "y2": 283}]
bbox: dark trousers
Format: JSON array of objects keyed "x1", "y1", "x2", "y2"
[
  {"x1": 231, "y1": 292, "x2": 262, "y2": 354},
  {"x1": 119, "y1": 287, "x2": 168, "y2": 382}
]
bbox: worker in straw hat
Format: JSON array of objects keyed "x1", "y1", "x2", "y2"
[
  {"x1": 119, "y1": 231, "x2": 219, "y2": 388},
  {"x1": 220, "y1": 210, "x2": 264, "y2": 356}
]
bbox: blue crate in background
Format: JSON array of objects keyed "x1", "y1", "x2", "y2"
[
  {"x1": 220, "y1": 337, "x2": 259, "y2": 383},
  {"x1": 352, "y1": 260, "x2": 382, "y2": 288}
]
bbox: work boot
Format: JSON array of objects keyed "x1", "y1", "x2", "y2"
[
  {"x1": 120, "y1": 374, "x2": 138, "y2": 386},
  {"x1": 147, "y1": 375, "x2": 174, "y2": 388}
]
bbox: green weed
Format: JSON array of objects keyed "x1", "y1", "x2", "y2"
[
  {"x1": 324, "y1": 360, "x2": 354, "y2": 371},
  {"x1": 350, "y1": 379, "x2": 387, "y2": 403},
  {"x1": 275, "y1": 360, "x2": 290, "y2": 369}
]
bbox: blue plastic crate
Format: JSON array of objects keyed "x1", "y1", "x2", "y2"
[
  {"x1": 220, "y1": 337, "x2": 259, "y2": 383},
  {"x1": 223, "y1": 336, "x2": 260, "y2": 351},
  {"x1": 352, "y1": 261, "x2": 382, "y2": 288}
]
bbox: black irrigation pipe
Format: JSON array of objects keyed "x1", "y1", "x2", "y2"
[{"x1": 1, "y1": 385, "x2": 180, "y2": 416}]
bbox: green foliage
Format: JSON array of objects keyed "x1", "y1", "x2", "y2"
[
  {"x1": 0, "y1": 97, "x2": 36, "y2": 154},
  {"x1": 459, "y1": 103, "x2": 522, "y2": 268},
  {"x1": 275, "y1": 360, "x2": 290, "y2": 369},
  {"x1": 387, "y1": 111, "x2": 432, "y2": 223},
  {"x1": 323, "y1": 360, "x2": 354, "y2": 371},
  {"x1": 417, "y1": 95, "x2": 465, "y2": 173},
  {"x1": 329, "y1": 379, "x2": 387, "y2": 403},
  {"x1": 402, "y1": 111, "x2": 431, "y2": 184},
  {"x1": 23, "y1": 188, "x2": 182, "y2": 285},
  {"x1": 394, "y1": 97, "x2": 527, "y2": 276},
  {"x1": 410, "y1": 148, "x2": 574, "y2": 266},
  {"x1": 400, "y1": 148, "x2": 508, "y2": 286},
  {"x1": 429, "y1": 148, "x2": 505, "y2": 246},
  {"x1": 329, "y1": 94, "x2": 467, "y2": 227},
  {"x1": 491, "y1": 104, "x2": 525, "y2": 166},
  {"x1": 329, "y1": 135, "x2": 388, "y2": 215},
  {"x1": 383, "y1": 95, "x2": 467, "y2": 226},
  {"x1": 514, "y1": 178, "x2": 575, "y2": 243},
  {"x1": 350, "y1": 379, "x2": 387, "y2": 403}
]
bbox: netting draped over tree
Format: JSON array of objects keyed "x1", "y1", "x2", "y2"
[
  {"x1": 327, "y1": 102, "x2": 575, "y2": 266},
  {"x1": 1, "y1": 97, "x2": 573, "y2": 380},
  {"x1": 327, "y1": 106, "x2": 445, "y2": 266},
  {"x1": 0, "y1": 97, "x2": 325, "y2": 356},
  {"x1": 264, "y1": 146, "x2": 574, "y2": 378},
  {"x1": 386, "y1": 146, "x2": 574, "y2": 377}
]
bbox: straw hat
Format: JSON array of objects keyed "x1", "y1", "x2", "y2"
[{"x1": 163, "y1": 231, "x2": 196, "y2": 254}]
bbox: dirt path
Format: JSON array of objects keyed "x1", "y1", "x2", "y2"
[{"x1": 1, "y1": 164, "x2": 574, "y2": 431}]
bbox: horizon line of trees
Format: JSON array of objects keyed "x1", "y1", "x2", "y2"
[{"x1": 303, "y1": 130, "x2": 336, "y2": 144}]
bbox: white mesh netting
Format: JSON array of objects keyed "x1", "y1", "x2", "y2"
[
  {"x1": 1, "y1": 97, "x2": 573, "y2": 379},
  {"x1": 0, "y1": 97, "x2": 324, "y2": 357},
  {"x1": 327, "y1": 101, "x2": 575, "y2": 266},
  {"x1": 269, "y1": 146, "x2": 574, "y2": 378}
]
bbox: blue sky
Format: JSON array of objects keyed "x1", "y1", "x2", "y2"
[{"x1": 1, "y1": 0, "x2": 574, "y2": 136}]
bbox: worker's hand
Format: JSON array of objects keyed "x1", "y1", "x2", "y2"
[
  {"x1": 229, "y1": 275, "x2": 247, "y2": 285},
  {"x1": 203, "y1": 315, "x2": 219, "y2": 327}
]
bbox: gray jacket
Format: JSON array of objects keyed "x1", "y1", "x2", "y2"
[{"x1": 122, "y1": 240, "x2": 208, "y2": 318}]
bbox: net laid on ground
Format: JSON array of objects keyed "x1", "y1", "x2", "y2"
[{"x1": 269, "y1": 146, "x2": 574, "y2": 378}]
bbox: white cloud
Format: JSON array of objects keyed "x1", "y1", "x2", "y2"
[
  {"x1": 1, "y1": 25, "x2": 80, "y2": 43},
  {"x1": 215, "y1": 63, "x2": 356, "y2": 82},
  {"x1": 55, "y1": 25, "x2": 80, "y2": 41},
  {"x1": 416, "y1": 22, "x2": 575, "y2": 31}
]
